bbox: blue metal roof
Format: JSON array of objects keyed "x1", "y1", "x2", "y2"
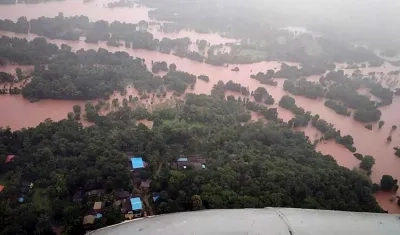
[
  {"x1": 130, "y1": 197, "x2": 142, "y2": 210},
  {"x1": 153, "y1": 196, "x2": 159, "y2": 202},
  {"x1": 177, "y1": 157, "x2": 188, "y2": 162},
  {"x1": 96, "y1": 213, "x2": 103, "y2": 219},
  {"x1": 130, "y1": 157, "x2": 144, "y2": 169}
]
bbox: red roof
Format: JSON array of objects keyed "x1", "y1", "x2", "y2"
[
  {"x1": 5, "y1": 155, "x2": 15, "y2": 163},
  {"x1": 0, "y1": 185, "x2": 4, "y2": 192}
]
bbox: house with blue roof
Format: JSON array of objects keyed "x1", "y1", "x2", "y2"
[
  {"x1": 130, "y1": 157, "x2": 145, "y2": 170},
  {"x1": 128, "y1": 197, "x2": 144, "y2": 218}
]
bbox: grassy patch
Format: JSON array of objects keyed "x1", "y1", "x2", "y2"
[{"x1": 32, "y1": 188, "x2": 51, "y2": 212}]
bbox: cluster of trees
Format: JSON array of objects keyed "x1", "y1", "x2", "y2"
[
  {"x1": 0, "y1": 120, "x2": 132, "y2": 234},
  {"x1": 252, "y1": 87, "x2": 274, "y2": 105},
  {"x1": 106, "y1": 0, "x2": 134, "y2": 8},
  {"x1": 359, "y1": 155, "x2": 376, "y2": 175},
  {"x1": 353, "y1": 109, "x2": 382, "y2": 123},
  {"x1": 394, "y1": 147, "x2": 400, "y2": 157},
  {"x1": 273, "y1": 63, "x2": 305, "y2": 79},
  {"x1": 0, "y1": 17, "x2": 29, "y2": 33},
  {"x1": 364, "y1": 124, "x2": 373, "y2": 130},
  {"x1": 29, "y1": 15, "x2": 87, "y2": 41},
  {"x1": 224, "y1": 80, "x2": 250, "y2": 96},
  {"x1": 209, "y1": 82, "x2": 278, "y2": 121},
  {"x1": 250, "y1": 70, "x2": 277, "y2": 86},
  {"x1": 325, "y1": 84, "x2": 382, "y2": 122},
  {"x1": 22, "y1": 64, "x2": 125, "y2": 100},
  {"x1": 163, "y1": 70, "x2": 197, "y2": 95},
  {"x1": 273, "y1": 62, "x2": 335, "y2": 79},
  {"x1": 1, "y1": 36, "x2": 209, "y2": 100},
  {"x1": 197, "y1": 75, "x2": 209, "y2": 83},
  {"x1": 196, "y1": 39, "x2": 209, "y2": 51},
  {"x1": 324, "y1": 100, "x2": 351, "y2": 116},
  {"x1": 352, "y1": 153, "x2": 378, "y2": 176},
  {"x1": 0, "y1": 92, "x2": 386, "y2": 234},
  {"x1": 283, "y1": 79, "x2": 325, "y2": 99},
  {"x1": 326, "y1": 86, "x2": 375, "y2": 110},
  {"x1": 378, "y1": 175, "x2": 399, "y2": 192},
  {"x1": 21, "y1": 46, "x2": 157, "y2": 100},
  {"x1": 279, "y1": 96, "x2": 312, "y2": 128},
  {"x1": 0, "y1": 15, "x2": 205, "y2": 62},
  {"x1": 368, "y1": 83, "x2": 393, "y2": 106},
  {"x1": 311, "y1": 115, "x2": 356, "y2": 152},
  {"x1": 0, "y1": 71, "x2": 14, "y2": 83},
  {"x1": 0, "y1": 87, "x2": 22, "y2": 95},
  {"x1": 151, "y1": 61, "x2": 168, "y2": 73},
  {"x1": 0, "y1": 36, "x2": 59, "y2": 65},
  {"x1": 279, "y1": 95, "x2": 309, "y2": 116}
]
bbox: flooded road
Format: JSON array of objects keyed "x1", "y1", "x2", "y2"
[{"x1": 0, "y1": 0, "x2": 400, "y2": 213}]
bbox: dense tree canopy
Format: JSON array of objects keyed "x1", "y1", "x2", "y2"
[
  {"x1": 359, "y1": 155, "x2": 376, "y2": 175},
  {"x1": 353, "y1": 109, "x2": 382, "y2": 123},
  {"x1": 380, "y1": 175, "x2": 398, "y2": 192},
  {"x1": 250, "y1": 70, "x2": 277, "y2": 86},
  {"x1": 324, "y1": 100, "x2": 351, "y2": 116},
  {"x1": 283, "y1": 79, "x2": 325, "y2": 99},
  {"x1": 253, "y1": 87, "x2": 274, "y2": 105}
]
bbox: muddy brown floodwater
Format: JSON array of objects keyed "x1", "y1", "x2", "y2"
[{"x1": 0, "y1": 0, "x2": 400, "y2": 213}]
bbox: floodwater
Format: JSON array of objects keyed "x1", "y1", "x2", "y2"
[
  {"x1": 0, "y1": 0, "x2": 237, "y2": 45},
  {"x1": 0, "y1": 0, "x2": 151, "y2": 23},
  {"x1": 1, "y1": 0, "x2": 400, "y2": 213}
]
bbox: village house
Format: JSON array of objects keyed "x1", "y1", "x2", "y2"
[
  {"x1": 93, "y1": 201, "x2": 103, "y2": 212},
  {"x1": 116, "y1": 190, "x2": 130, "y2": 200},
  {"x1": 140, "y1": 179, "x2": 152, "y2": 189},
  {"x1": 129, "y1": 197, "x2": 143, "y2": 219},
  {"x1": 86, "y1": 189, "x2": 105, "y2": 197},
  {"x1": 20, "y1": 181, "x2": 34, "y2": 194},
  {"x1": 130, "y1": 156, "x2": 145, "y2": 171},
  {"x1": 173, "y1": 155, "x2": 207, "y2": 169},
  {"x1": 5, "y1": 154, "x2": 16, "y2": 163},
  {"x1": 83, "y1": 215, "x2": 95, "y2": 226}
]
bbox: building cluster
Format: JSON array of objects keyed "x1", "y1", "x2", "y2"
[{"x1": 0, "y1": 153, "x2": 208, "y2": 231}]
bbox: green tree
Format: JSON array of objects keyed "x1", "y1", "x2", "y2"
[
  {"x1": 378, "y1": 120, "x2": 385, "y2": 129},
  {"x1": 15, "y1": 67, "x2": 23, "y2": 81},
  {"x1": 359, "y1": 155, "x2": 375, "y2": 174},
  {"x1": 364, "y1": 124, "x2": 372, "y2": 130},
  {"x1": 67, "y1": 112, "x2": 74, "y2": 120},
  {"x1": 380, "y1": 175, "x2": 398, "y2": 192},
  {"x1": 73, "y1": 105, "x2": 81, "y2": 114},
  {"x1": 191, "y1": 195, "x2": 204, "y2": 211}
]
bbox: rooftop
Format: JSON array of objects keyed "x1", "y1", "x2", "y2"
[
  {"x1": 177, "y1": 157, "x2": 188, "y2": 162},
  {"x1": 130, "y1": 197, "x2": 142, "y2": 211},
  {"x1": 5, "y1": 154, "x2": 15, "y2": 163},
  {"x1": 116, "y1": 190, "x2": 130, "y2": 199},
  {"x1": 83, "y1": 215, "x2": 96, "y2": 225},
  {"x1": 130, "y1": 157, "x2": 144, "y2": 169},
  {"x1": 0, "y1": 185, "x2": 4, "y2": 192},
  {"x1": 140, "y1": 180, "x2": 152, "y2": 188},
  {"x1": 93, "y1": 201, "x2": 103, "y2": 210}
]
